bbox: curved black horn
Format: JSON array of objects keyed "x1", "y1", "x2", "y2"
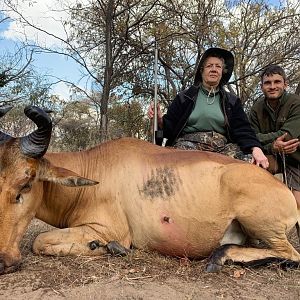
[
  {"x1": 0, "y1": 106, "x2": 13, "y2": 144},
  {"x1": 20, "y1": 106, "x2": 52, "y2": 158}
]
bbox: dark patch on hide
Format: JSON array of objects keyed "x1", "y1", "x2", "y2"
[{"x1": 139, "y1": 166, "x2": 179, "y2": 199}]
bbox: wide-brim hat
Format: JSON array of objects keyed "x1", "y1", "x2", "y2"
[{"x1": 194, "y1": 47, "x2": 234, "y2": 86}]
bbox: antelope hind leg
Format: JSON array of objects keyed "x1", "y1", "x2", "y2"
[{"x1": 206, "y1": 241, "x2": 300, "y2": 272}]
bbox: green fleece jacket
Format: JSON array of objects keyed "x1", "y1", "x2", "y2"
[{"x1": 250, "y1": 92, "x2": 300, "y2": 167}]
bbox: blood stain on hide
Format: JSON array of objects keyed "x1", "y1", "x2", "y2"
[
  {"x1": 162, "y1": 216, "x2": 173, "y2": 223},
  {"x1": 139, "y1": 166, "x2": 180, "y2": 199}
]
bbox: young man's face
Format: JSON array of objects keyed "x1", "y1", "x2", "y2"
[{"x1": 261, "y1": 73, "x2": 287, "y2": 100}]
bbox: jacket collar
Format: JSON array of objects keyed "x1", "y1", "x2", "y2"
[
  {"x1": 184, "y1": 85, "x2": 200, "y2": 101},
  {"x1": 264, "y1": 91, "x2": 287, "y2": 111}
]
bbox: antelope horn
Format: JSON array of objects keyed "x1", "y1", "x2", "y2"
[
  {"x1": 0, "y1": 106, "x2": 13, "y2": 144},
  {"x1": 20, "y1": 106, "x2": 52, "y2": 158}
]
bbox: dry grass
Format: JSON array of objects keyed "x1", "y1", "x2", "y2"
[{"x1": 1, "y1": 219, "x2": 300, "y2": 299}]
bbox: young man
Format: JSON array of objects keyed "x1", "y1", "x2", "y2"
[{"x1": 250, "y1": 65, "x2": 300, "y2": 207}]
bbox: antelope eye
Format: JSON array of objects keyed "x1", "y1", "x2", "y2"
[{"x1": 15, "y1": 194, "x2": 24, "y2": 204}]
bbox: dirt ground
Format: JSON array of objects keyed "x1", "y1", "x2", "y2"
[{"x1": 1, "y1": 219, "x2": 300, "y2": 300}]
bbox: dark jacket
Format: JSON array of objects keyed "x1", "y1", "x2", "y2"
[
  {"x1": 162, "y1": 85, "x2": 262, "y2": 152},
  {"x1": 250, "y1": 92, "x2": 300, "y2": 167}
]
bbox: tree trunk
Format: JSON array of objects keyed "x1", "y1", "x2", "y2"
[{"x1": 100, "y1": 0, "x2": 114, "y2": 142}]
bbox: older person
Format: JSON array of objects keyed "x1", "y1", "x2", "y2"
[{"x1": 148, "y1": 47, "x2": 268, "y2": 168}]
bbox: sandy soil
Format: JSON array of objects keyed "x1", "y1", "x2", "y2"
[{"x1": 0, "y1": 219, "x2": 300, "y2": 300}]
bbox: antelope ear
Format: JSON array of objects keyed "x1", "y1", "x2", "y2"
[{"x1": 38, "y1": 159, "x2": 99, "y2": 187}]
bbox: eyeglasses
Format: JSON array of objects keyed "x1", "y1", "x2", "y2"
[{"x1": 204, "y1": 64, "x2": 223, "y2": 70}]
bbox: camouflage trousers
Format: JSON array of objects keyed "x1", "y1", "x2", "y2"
[{"x1": 174, "y1": 131, "x2": 252, "y2": 162}]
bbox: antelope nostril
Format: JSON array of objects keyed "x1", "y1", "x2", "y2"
[
  {"x1": 0, "y1": 261, "x2": 4, "y2": 275},
  {"x1": 3, "y1": 262, "x2": 22, "y2": 274},
  {"x1": 0, "y1": 256, "x2": 22, "y2": 275}
]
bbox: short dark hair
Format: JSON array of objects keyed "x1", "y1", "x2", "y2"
[{"x1": 260, "y1": 65, "x2": 287, "y2": 82}]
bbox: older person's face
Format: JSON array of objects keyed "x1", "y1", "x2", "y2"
[{"x1": 202, "y1": 56, "x2": 223, "y2": 89}]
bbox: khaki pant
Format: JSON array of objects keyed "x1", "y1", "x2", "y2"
[{"x1": 266, "y1": 154, "x2": 300, "y2": 191}]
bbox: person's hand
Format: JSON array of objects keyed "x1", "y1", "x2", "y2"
[
  {"x1": 272, "y1": 133, "x2": 300, "y2": 154},
  {"x1": 147, "y1": 102, "x2": 163, "y2": 128},
  {"x1": 251, "y1": 147, "x2": 269, "y2": 169}
]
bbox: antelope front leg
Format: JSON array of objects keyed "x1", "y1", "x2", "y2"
[{"x1": 32, "y1": 226, "x2": 131, "y2": 256}]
